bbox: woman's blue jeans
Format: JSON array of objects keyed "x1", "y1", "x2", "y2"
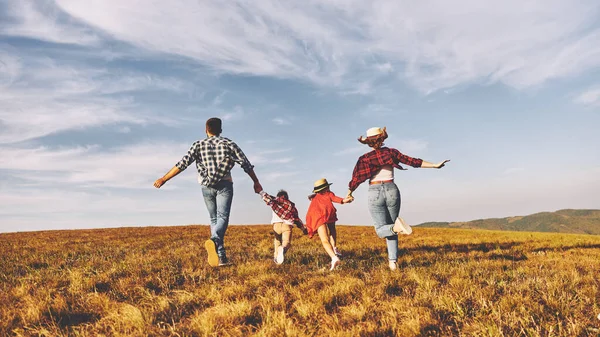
[
  {"x1": 368, "y1": 182, "x2": 401, "y2": 261},
  {"x1": 201, "y1": 180, "x2": 234, "y2": 259}
]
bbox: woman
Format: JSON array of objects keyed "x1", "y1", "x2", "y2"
[{"x1": 346, "y1": 127, "x2": 449, "y2": 271}]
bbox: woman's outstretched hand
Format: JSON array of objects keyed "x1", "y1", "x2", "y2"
[{"x1": 435, "y1": 160, "x2": 451, "y2": 169}]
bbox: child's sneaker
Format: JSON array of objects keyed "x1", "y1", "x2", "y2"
[
  {"x1": 330, "y1": 256, "x2": 341, "y2": 271},
  {"x1": 393, "y1": 217, "x2": 413, "y2": 235},
  {"x1": 333, "y1": 247, "x2": 342, "y2": 257},
  {"x1": 204, "y1": 239, "x2": 219, "y2": 267},
  {"x1": 275, "y1": 246, "x2": 285, "y2": 264},
  {"x1": 389, "y1": 260, "x2": 398, "y2": 271}
]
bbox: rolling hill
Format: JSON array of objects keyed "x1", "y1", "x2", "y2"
[{"x1": 418, "y1": 209, "x2": 600, "y2": 235}]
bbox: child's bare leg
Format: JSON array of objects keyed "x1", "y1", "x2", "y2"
[
  {"x1": 317, "y1": 225, "x2": 336, "y2": 259},
  {"x1": 327, "y1": 223, "x2": 337, "y2": 248}
]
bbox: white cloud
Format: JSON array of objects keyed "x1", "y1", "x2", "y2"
[
  {"x1": 273, "y1": 157, "x2": 294, "y2": 164},
  {"x1": 360, "y1": 104, "x2": 395, "y2": 117},
  {"x1": 1, "y1": 1, "x2": 99, "y2": 45},
  {"x1": 257, "y1": 148, "x2": 292, "y2": 155},
  {"x1": 0, "y1": 142, "x2": 191, "y2": 189},
  {"x1": 574, "y1": 86, "x2": 600, "y2": 106},
  {"x1": 241, "y1": 147, "x2": 295, "y2": 172},
  {"x1": 0, "y1": 187, "x2": 202, "y2": 232},
  {"x1": 19, "y1": 0, "x2": 592, "y2": 93},
  {"x1": 247, "y1": 153, "x2": 293, "y2": 165},
  {"x1": 0, "y1": 51, "x2": 21, "y2": 87},
  {"x1": 220, "y1": 105, "x2": 245, "y2": 121},
  {"x1": 375, "y1": 62, "x2": 393, "y2": 73},
  {"x1": 272, "y1": 117, "x2": 291, "y2": 125},
  {"x1": 262, "y1": 171, "x2": 300, "y2": 182},
  {"x1": 212, "y1": 91, "x2": 227, "y2": 106},
  {"x1": 117, "y1": 126, "x2": 131, "y2": 134},
  {"x1": 0, "y1": 50, "x2": 185, "y2": 144},
  {"x1": 334, "y1": 146, "x2": 365, "y2": 156}
]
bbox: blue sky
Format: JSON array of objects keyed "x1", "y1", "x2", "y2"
[{"x1": 1, "y1": 0, "x2": 599, "y2": 233}]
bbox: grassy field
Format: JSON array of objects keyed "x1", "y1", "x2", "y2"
[{"x1": 1, "y1": 225, "x2": 600, "y2": 336}]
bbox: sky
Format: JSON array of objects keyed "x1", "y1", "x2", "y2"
[{"x1": 1, "y1": 0, "x2": 599, "y2": 233}]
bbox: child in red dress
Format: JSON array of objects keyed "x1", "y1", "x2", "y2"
[{"x1": 306, "y1": 178, "x2": 353, "y2": 270}]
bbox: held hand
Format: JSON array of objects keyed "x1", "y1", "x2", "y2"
[
  {"x1": 343, "y1": 196, "x2": 354, "y2": 204},
  {"x1": 435, "y1": 159, "x2": 450, "y2": 169},
  {"x1": 253, "y1": 181, "x2": 263, "y2": 194},
  {"x1": 345, "y1": 190, "x2": 354, "y2": 202},
  {"x1": 153, "y1": 178, "x2": 166, "y2": 189}
]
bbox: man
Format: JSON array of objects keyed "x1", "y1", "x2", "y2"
[{"x1": 154, "y1": 117, "x2": 262, "y2": 267}]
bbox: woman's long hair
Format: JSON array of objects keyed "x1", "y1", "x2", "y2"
[{"x1": 358, "y1": 127, "x2": 388, "y2": 149}]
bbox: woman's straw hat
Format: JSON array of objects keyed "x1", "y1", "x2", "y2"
[
  {"x1": 313, "y1": 178, "x2": 333, "y2": 193},
  {"x1": 366, "y1": 127, "x2": 384, "y2": 138}
]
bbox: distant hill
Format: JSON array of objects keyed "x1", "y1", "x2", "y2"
[{"x1": 418, "y1": 209, "x2": 600, "y2": 235}]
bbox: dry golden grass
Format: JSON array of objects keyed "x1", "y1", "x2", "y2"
[{"x1": 1, "y1": 225, "x2": 600, "y2": 336}]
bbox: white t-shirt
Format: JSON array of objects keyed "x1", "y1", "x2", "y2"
[
  {"x1": 271, "y1": 211, "x2": 293, "y2": 225},
  {"x1": 370, "y1": 164, "x2": 394, "y2": 182}
]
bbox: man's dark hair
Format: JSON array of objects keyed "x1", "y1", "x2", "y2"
[
  {"x1": 276, "y1": 190, "x2": 289, "y2": 200},
  {"x1": 206, "y1": 117, "x2": 222, "y2": 136}
]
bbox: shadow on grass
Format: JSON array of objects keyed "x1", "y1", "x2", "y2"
[
  {"x1": 532, "y1": 243, "x2": 600, "y2": 252},
  {"x1": 408, "y1": 241, "x2": 522, "y2": 254},
  {"x1": 45, "y1": 310, "x2": 99, "y2": 328}
]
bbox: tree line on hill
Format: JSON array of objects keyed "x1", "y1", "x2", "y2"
[{"x1": 417, "y1": 209, "x2": 600, "y2": 235}]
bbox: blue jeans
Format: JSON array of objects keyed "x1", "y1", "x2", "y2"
[
  {"x1": 368, "y1": 182, "x2": 401, "y2": 261},
  {"x1": 201, "y1": 180, "x2": 234, "y2": 259}
]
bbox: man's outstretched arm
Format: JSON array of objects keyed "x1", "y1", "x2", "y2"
[
  {"x1": 246, "y1": 168, "x2": 263, "y2": 194},
  {"x1": 154, "y1": 166, "x2": 182, "y2": 188}
]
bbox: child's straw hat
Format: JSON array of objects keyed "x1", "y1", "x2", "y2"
[{"x1": 313, "y1": 178, "x2": 333, "y2": 193}]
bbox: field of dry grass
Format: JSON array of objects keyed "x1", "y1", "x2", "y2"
[{"x1": 1, "y1": 225, "x2": 600, "y2": 336}]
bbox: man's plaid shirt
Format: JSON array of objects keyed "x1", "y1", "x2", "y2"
[
  {"x1": 260, "y1": 192, "x2": 304, "y2": 227},
  {"x1": 348, "y1": 147, "x2": 423, "y2": 191},
  {"x1": 176, "y1": 136, "x2": 254, "y2": 187}
]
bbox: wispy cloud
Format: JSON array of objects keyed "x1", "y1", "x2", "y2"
[
  {"x1": 334, "y1": 146, "x2": 365, "y2": 157},
  {"x1": 6, "y1": 0, "x2": 589, "y2": 94},
  {"x1": 0, "y1": 142, "x2": 190, "y2": 189},
  {"x1": 0, "y1": 1, "x2": 99, "y2": 45},
  {"x1": 220, "y1": 105, "x2": 245, "y2": 121},
  {"x1": 272, "y1": 117, "x2": 292, "y2": 125},
  {"x1": 574, "y1": 86, "x2": 600, "y2": 106},
  {"x1": 360, "y1": 104, "x2": 396, "y2": 118},
  {"x1": 244, "y1": 147, "x2": 294, "y2": 166},
  {"x1": 212, "y1": 91, "x2": 227, "y2": 106},
  {"x1": 0, "y1": 186, "x2": 202, "y2": 231},
  {"x1": 262, "y1": 171, "x2": 300, "y2": 182},
  {"x1": 258, "y1": 148, "x2": 292, "y2": 155},
  {"x1": 0, "y1": 49, "x2": 185, "y2": 144}
]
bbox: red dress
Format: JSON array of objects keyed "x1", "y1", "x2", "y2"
[{"x1": 305, "y1": 191, "x2": 344, "y2": 238}]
